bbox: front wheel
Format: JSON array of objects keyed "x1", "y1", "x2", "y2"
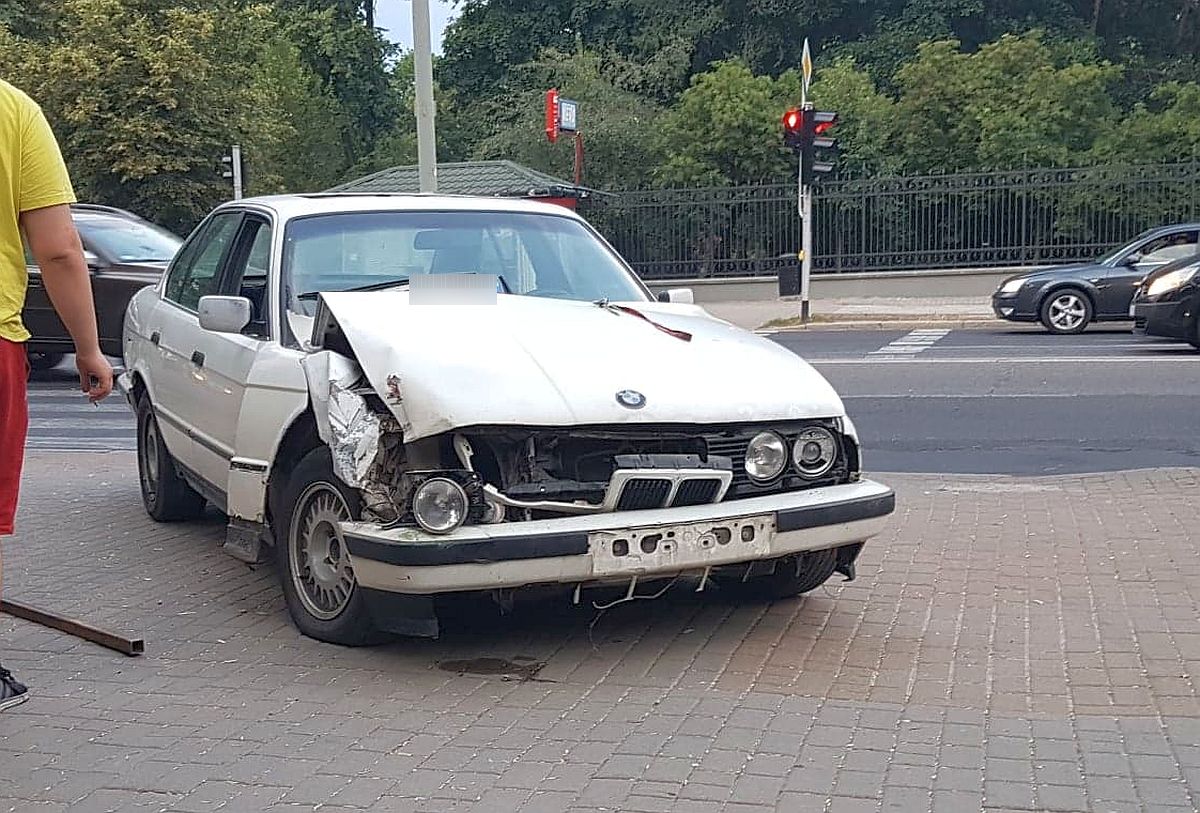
[
  {"x1": 136, "y1": 397, "x2": 206, "y2": 521},
  {"x1": 276, "y1": 447, "x2": 387, "y2": 646},
  {"x1": 754, "y1": 548, "x2": 839, "y2": 599},
  {"x1": 27, "y1": 351, "x2": 65, "y2": 371},
  {"x1": 1040, "y1": 288, "x2": 1093, "y2": 334}
]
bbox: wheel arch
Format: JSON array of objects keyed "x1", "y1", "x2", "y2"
[
  {"x1": 1036, "y1": 280, "x2": 1098, "y2": 314},
  {"x1": 264, "y1": 408, "x2": 323, "y2": 545}
]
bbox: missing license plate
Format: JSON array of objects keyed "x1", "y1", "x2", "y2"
[{"x1": 589, "y1": 515, "x2": 775, "y2": 575}]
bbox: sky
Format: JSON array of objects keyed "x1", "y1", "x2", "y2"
[{"x1": 376, "y1": 0, "x2": 457, "y2": 53}]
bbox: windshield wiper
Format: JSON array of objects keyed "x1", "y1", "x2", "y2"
[{"x1": 297, "y1": 276, "x2": 410, "y2": 300}]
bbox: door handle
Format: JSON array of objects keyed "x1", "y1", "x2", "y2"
[
  {"x1": 150, "y1": 331, "x2": 160, "y2": 346},
  {"x1": 190, "y1": 350, "x2": 205, "y2": 367}
]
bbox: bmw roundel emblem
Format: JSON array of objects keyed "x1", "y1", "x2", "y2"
[{"x1": 615, "y1": 389, "x2": 646, "y2": 409}]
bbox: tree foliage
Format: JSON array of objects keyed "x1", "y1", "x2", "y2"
[{"x1": 8, "y1": 0, "x2": 1200, "y2": 227}]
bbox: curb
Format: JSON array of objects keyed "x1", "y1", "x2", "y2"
[{"x1": 756, "y1": 318, "x2": 1005, "y2": 334}]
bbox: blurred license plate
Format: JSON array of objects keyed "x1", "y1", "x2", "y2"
[{"x1": 589, "y1": 515, "x2": 775, "y2": 575}]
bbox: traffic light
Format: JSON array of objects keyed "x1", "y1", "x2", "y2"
[
  {"x1": 782, "y1": 108, "x2": 802, "y2": 151},
  {"x1": 801, "y1": 110, "x2": 838, "y2": 185}
]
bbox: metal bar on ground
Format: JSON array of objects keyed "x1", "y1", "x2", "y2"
[{"x1": 0, "y1": 598, "x2": 144, "y2": 657}]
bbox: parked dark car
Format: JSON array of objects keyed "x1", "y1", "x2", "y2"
[
  {"x1": 23, "y1": 204, "x2": 182, "y2": 370},
  {"x1": 991, "y1": 223, "x2": 1200, "y2": 334},
  {"x1": 1131, "y1": 253, "x2": 1200, "y2": 349}
]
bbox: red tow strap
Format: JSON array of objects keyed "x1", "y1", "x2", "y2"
[{"x1": 610, "y1": 305, "x2": 692, "y2": 342}]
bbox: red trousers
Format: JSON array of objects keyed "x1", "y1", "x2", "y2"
[{"x1": 0, "y1": 338, "x2": 27, "y2": 535}]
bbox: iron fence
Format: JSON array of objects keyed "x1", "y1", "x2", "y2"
[{"x1": 583, "y1": 162, "x2": 1200, "y2": 280}]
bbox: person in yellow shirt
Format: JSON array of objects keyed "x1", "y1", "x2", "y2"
[{"x1": 0, "y1": 79, "x2": 113, "y2": 712}]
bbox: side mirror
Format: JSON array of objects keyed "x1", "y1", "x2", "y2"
[
  {"x1": 656, "y1": 288, "x2": 694, "y2": 304},
  {"x1": 1123, "y1": 253, "x2": 1142, "y2": 267},
  {"x1": 198, "y1": 295, "x2": 252, "y2": 334}
]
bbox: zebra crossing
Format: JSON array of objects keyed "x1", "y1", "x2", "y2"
[
  {"x1": 867, "y1": 328, "x2": 952, "y2": 357},
  {"x1": 26, "y1": 380, "x2": 136, "y2": 452}
]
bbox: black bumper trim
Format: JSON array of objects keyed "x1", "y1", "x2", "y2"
[
  {"x1": 346, "y1": 530, "x2": 591, "y2": 567},
  {"x1": 775, "y1": 490, "x2": 895, "y2": 532},
  {"x1": 345, "y1": 489, "x2": 895, "y2": 568}
]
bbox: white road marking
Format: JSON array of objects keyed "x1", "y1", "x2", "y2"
[
  {"x1": 810, "y1": 355, "x2": 1195, "y2": 365},
  {"x1": 869, "y1": 329, "x2": 951, "y2": 357}
]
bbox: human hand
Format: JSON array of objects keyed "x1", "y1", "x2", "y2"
[{"x1": 75, "y1": 350, "x2": 113, "y2": 403}]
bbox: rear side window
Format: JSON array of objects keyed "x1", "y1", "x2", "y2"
[{"x1": 164, "y1": 213, "x2": 241, "y2": 311}]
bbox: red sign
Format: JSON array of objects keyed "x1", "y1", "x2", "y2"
[{"x1": 545, "y1": 89, "x2": 559, "y2": 143}]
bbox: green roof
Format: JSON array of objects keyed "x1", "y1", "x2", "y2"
[{"x1": 328, "y1": 160, "x2": 591, "y2": 198}]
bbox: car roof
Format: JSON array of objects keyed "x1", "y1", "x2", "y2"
[{"x1": 229, "y1": 193, "x2": 587, "y2": 222}]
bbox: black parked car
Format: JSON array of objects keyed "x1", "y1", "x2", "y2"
[
  {"x1": 23, "y1": 204, "x2": 181, "y2": 370},
  {"x1": 991, "y1": 224, "x2": 1200, "y2": 334},
  {"x1": 1131, "y1": 253, "x2": 1200, "y2": 349}
]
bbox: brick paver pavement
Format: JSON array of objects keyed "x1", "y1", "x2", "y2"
[{"x1": 2, "y1": 453, "x2": 1199, "y2": 812}]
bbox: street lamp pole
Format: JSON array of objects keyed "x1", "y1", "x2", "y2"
[{"x1": 412, "y1": 0, "x2": 437, "y2": 192}]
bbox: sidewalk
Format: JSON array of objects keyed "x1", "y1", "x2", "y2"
[
  {"x1": 4, "y1": 454, "x2": 1200, "y2": 812},
  {"x1": 702, "y1": 296, "x2": 999, "y2": 332}
]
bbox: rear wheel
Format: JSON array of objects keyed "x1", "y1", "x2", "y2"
[
  {"x1": 26, "y1": 351, "x2": 64, "y2": 371},
  {"x1": 754, "y1": 548, "x2": 839, "y2": 599},
  {"x1": 136, "y1": 397, "x2": 206, "y2": 521},
  {"x1": 1040, "y1": 288, "x2": 1093, "y2": 334},
  {"x1": 276, "y1": 447, "x2": 387, "y2": 646}
]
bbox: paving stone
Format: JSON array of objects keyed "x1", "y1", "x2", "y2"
[{"x1": 5, "y1": 460, "x2": 1200, "y2": 813}]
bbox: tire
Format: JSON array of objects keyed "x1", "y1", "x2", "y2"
[
  {"x1": 754, "y1": 548, "x2": 839, "y2": 599},
  {"x1": 275, "y1": 447, "x2": 388, "y2": 646},
  {"x1": 27, "y1": 351, "x2": 65, "y2": 371},
  {"x1": 1040, "y1": 288, "x2": 1093, "y2": 334},
  {"x1": 136, "y1": 396, "x2": 206, "y2": 521}
]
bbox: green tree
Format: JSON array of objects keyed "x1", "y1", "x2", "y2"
[
  {"x1": 466, "y1": 49, "x2": 667, "y2": 190},
  {"x1": 889, "y1": 32, "x2": 1120, "y2": 171},
  {"x1": 0, "y1": 0, "x2": 291, "y2": 231},
  {"x1": 655, "y1": 60, "x2": 801, "y2": 186},
  {"x1": 275, "y1": 0, "x2": 400, "y2": 173}
]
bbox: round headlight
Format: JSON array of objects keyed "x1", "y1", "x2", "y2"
[
  {"x1": 745, "y1": 431, "x2": 788, "y2": 482},
  {"x1": 792, "y1": 427, "x2": 837, "y2": 478},
  {"x1": 412, "y1": 477, "x2": 469, "y2": 534}
]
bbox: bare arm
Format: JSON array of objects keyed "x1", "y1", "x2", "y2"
[{"x1": 20, "y1": 204, "x2": 112, "y2": 401}]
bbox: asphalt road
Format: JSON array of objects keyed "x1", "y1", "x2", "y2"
[
  {"x1": 25, "y1": 325, "x2": 1199, "y2": 474},
  {"x1": 775, "y1": 325, "x2": 1199, "y2": 475}
]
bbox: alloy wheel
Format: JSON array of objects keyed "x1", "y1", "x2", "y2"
[
  {"x1": 289, "y1": 483, "x2": 357, "y2": 621},
  {"x1": 1048, "y1": 293, "x2": 1087, "y2": 331}
]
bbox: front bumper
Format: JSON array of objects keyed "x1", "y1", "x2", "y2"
[
  {"x1": 1132, "y1": 299, "x2": 1192, "y2": 339},
  {"x1": 342, "y1": 478, "x2": 894, "y2": 595},
  {"x1": 991, "y1": 292, "x2": 1034, "y2": 321}
]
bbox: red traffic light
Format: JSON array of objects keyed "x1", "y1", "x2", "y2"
[
  {"x1": 782, "y1": 108, "x2": 802, "y2": 132},
  {"x1": 814, "y1": 120, "x2": 834, "y2": 135}
]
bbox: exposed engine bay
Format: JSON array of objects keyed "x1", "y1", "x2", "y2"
[{"x1": 306, "y1": 357, "x2": 859, "y2": 533}]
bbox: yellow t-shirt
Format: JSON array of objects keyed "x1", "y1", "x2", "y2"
[{"x1": 0, "y1": 79, "x2": 76, "y2": 343}]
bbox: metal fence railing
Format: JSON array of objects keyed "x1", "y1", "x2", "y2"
[{"x1": 582, "y1": 162, "x2": 1200, "y2": 280}]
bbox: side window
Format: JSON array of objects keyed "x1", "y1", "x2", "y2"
[
  {"x1": 1137, "y1": 231, "x2": 1199, "y2": 265},
  {"x1": 222, "y1": 218, "x2": 272, "y2": 329},
  {"x1": 163, "y1": 213, "x2": 241, "y2": 310}
]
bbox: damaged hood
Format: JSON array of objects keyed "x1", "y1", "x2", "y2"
[{"x1": 317, "y1": 291, "x2": 845, "y2": 440}]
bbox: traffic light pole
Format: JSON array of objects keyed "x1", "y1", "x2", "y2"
[
  {"x1": 800, "y1": 178, "x2": 812, "y2": 323},
  {"x1": 231, "y1": 144, "x2": 243, "y2": 200},
  {"x1": 799, "y1": 101, "x2": 814, "y2": 324}
]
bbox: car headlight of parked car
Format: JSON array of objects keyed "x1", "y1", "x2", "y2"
[
  {"x1": 1146, "y1": 266, "x2": 1199, "y2": 298},
  {"x1": 999, "y1": 278, "x2": 1025, "y2": 294},
  {"x1": 745, "y1": 431, "x2": 788, "y2": 481},
  {"x1": 793, "y1": 427, "x2": 838, "y2": 478}
]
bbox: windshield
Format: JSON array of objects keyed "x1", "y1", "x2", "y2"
[
  {"x1": 283, "y1": 210, "x2": 648, "y2": 315},
  {"x1": 76, "y1": 216, "x2": 182, "y2": 263}
]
